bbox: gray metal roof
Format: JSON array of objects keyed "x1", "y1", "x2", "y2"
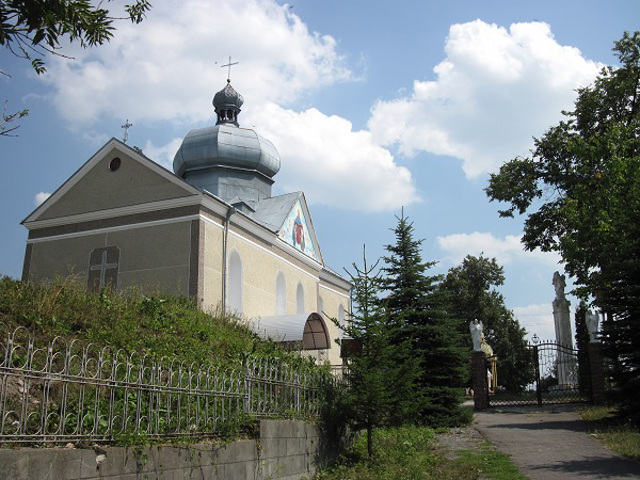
[
  {"x1": 173, "y1": 124, "x2": 280, "y2": 178},
  {"x1": 251, "y1": 191, "x2": 301, "y2": 232}
]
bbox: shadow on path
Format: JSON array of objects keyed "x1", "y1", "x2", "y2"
[
  {"x1": 527, "y1": 456, "x2": 640, "y2": 479},
  {"x1": 474, "y1": 406, "x2": 640, "y2": 480}
]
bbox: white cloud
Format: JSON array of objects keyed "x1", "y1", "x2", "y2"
[
  {"x1": 34, "y1": 192, "x2": 51, "y2": 206},
  {"x1": 38, "y1": 0, "x2": 421, "y2": 212},
  {"x1": 143, "y1": 138, "x2": 183, "y2": 171},
  {"x1": 43, "y1": 0, "x2": 350, "y2": 125},
  {"x1": 147, "y1": 103, "x2": 420, "y2": 211},
  {"x1": 368, "y1": 20, "x2": 602, "y2": 177},
  {"x1": 254, "y1": 103, "x2": 419, "y2": 211},
  {"x1": 436, "y1": 231, "x2": 561, "y2": 267},
  {"x1": 513, "y1": 303, "x2": 557, "y2": 342}
]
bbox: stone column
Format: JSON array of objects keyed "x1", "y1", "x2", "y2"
[
  {"x1": 471, "y1": 351, "x2": 489, "y2": 410},
  {"x1": 552, "y1": 272, "x2": 575, "y2": 386}
]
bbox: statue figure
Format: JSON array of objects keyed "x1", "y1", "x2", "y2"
[
  {"x1": 553, "y1": 271, "x2": 566, "y2": 302},
  {"x1": 470, "y1": 319, "x2": 483, "y2": 351},
  {"x1": 586, "y1": 309, "x2": 600, "y2": 343}
]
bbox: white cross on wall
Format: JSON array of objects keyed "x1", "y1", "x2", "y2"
[{"x1": 90, "y1": 250, "x2": 118, "y2": 288}]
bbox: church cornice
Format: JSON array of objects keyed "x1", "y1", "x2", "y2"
[
  {"x1": 22, "y1": 196, "x2": 203, "y2": 230},
  {"x1": 319, "y1": 268, "x2": 353, "y2": 292}
]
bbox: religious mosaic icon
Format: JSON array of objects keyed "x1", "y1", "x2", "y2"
[
  {"x1": 279, "y1": 201, "x2": 318, "y2": 261},
  {"x1": 88, "y1": 246, "x2": 120, "y2": 292}
]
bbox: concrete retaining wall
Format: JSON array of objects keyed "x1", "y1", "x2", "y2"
[{"x1": 0, "y1": 420, "x2": 320, "y2": 480}]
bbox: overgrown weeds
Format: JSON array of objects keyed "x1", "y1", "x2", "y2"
[
  {"x1": 314, "y1": 425, "x2": 527, "y2": 480},
  {"x1": 578, "y1": 405, "x2": 640, "y2": 461},
  {"x1": 0, "y1": 275, "x2": 311, "y2": 369}
]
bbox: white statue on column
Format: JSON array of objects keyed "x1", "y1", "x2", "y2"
[
  {"x1": 586, "y1": 309, "x2": 600, "y2": 343},
  {"x1": 470, "y1": 319, "x2": 483, "y2": 351},
  {"x1": 552, "y1": 272, "x2": 573, "y2": 347},
  {"x1": 552, "y1": 271, "x2": 576, "y2": 386}
]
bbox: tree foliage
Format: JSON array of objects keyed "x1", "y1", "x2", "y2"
[
  {"x1": 485, "y1": 32, "x2": 640, "y2": 419},
  {"x1": 1, "y1": 0, "x2": 151, "y2": 74},
  {"x1": 485, "y1": 31, "x2": 640, "y2": 295},
  {"x1": 574, "y1": 302, "x2": 591, "y2": 397},
  {"x1": 440, "y1": 255, "x2": 533, "y2": 393},
  {"x1": 381, "y1": 211, "x2": 467, "y2": 427},
  {"x1": 336, "y1": 248, "x2": 399, "y2": 457}
]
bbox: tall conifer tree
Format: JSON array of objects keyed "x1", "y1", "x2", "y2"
[
  {"x1": 381, "y1": 211, "x2": 467, "y2": 427},
  {"x1": 338, "y1": 248, "x2": 397, "y2": 457}
]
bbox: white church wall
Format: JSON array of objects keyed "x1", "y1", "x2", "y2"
[
  {"x1": 202, "y1": 217, "x2": 224, "y2": 311},
  {"x1": 318, "y1": 283, "x2": 350, "y2": 366},
  {"x1": 275, "y1": 271, "x2": 286, "y2": 315}
]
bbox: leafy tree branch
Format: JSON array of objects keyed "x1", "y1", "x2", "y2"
[{"x1": 1, "y1": 0, "x2": 151, "y2": 74}]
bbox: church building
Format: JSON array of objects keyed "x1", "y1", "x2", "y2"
[{"x1": 21, "y1": 78, "x2": 351, "y2": 366}]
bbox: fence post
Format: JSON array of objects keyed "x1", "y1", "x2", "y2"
[
  {"x1": 534, "y1": 345, "x2": 542, "y2": 407},
  {"x1": 587, "y1": 342, "x2": 606, "y2": 404},
  {"x1": 471, "y1": 351, "x2": 489, "y2": 410}
]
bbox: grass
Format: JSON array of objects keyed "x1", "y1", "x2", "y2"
[
  {"x1": 0, "y1": 275, "x2": 313, "y2": 369},
  {"x1": 314, "y1": 425, "x2": 528, "y2": 480},
  {"x1": 578, "y1": 405, "x2": 640, "y2": 461}
]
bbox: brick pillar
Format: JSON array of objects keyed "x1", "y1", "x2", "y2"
[
  {"x1": 471, "y1": 351, "x2": 489, "y2": 410},
  {"x1": 588, "y1": 342, "x2": 606, "y2": 404}
]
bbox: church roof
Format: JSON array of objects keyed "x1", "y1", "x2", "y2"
[
  {"x1": 173, "y1": 124, "x2": 280, "y2": 179},
  {"x1": 252, "y1": 192, "x2": 301, "y2": 231},
  {"x1": 252, "y1": 191, "x2": 322, "y2": 263},
  {"x1": 213, "y1": 81, "x2": 244, "y2": 114},
  {"x1": 173, "y1": 80, "x2": 281, "y2": 188}
]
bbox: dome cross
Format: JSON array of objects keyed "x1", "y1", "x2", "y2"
[{"x1": 221, "y1": 56, "x2": 239, "y2": 82}]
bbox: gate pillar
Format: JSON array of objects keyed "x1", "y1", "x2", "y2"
[
  {"x1": 471, "y1": 351, "x2": 489, "y2": 410},
  {"x1": 588, "y1": 342, "x2": 606, "y2": 404}
]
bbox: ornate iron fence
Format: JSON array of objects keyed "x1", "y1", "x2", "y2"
[
  {"x1": 0, "y1": 326, "x2": 325, "y2": 445},
  {"x1": 488, "y1": 340, "x2": 590, "y2": 407},
  {"x1": 245, "y1": 357, "x2": 324, "y2": 417}
]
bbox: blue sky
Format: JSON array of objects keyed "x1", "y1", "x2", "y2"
[{"x1": 1, "y1": 0, "x2": 638, "y2": 342}]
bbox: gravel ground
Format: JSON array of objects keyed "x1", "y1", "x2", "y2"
[{"x1": 433, "y1": 425, "x2": 489, "y2": 460}]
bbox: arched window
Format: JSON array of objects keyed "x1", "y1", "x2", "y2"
[
  {"x1": 303, "y1": 313, "x2": 330, "y2": 350},
  {"x1": 296, "y1": 283, "x2": 305, "y2": 315},
  {"x1": 276, "y1": 271, "x2": 286, "y2": 315},
  {"x1": 228, "y1": 250, "x2": 242, "y2": 314}
]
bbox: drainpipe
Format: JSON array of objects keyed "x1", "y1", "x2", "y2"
[{"x1": 221, "y1": 205, "x2": 236, "y2": 314}]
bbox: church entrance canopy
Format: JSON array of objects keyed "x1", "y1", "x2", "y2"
[{"x1": 254, "y1": 312, "x2": 329, "y2": 350}]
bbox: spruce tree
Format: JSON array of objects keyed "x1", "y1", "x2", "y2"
[
  {"x1": 574, "y1": 302, "x2": 591, "y2": 397},
  {"x1": 337, "y1": 247, "x2": 397, "y2": 457},
  {"x1": 381, "y1": 211, "x2": 467, "y2": 427}
]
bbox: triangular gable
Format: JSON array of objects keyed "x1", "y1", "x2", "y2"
[
  {"x1": 276, "y1": 193, "x2": 322, "y2": 263},
  {"x1": 23, "y1": 138, "x2": 201, "y2": 225}
]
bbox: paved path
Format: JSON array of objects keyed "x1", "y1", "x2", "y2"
[{"x1": 474, "y1": 405, "x2": 640, "y2": 480}]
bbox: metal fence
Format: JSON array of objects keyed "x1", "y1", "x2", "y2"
[
  {"x1": 488, "y1": 340, "x2": 590, "y2": 407},
  {"x1": 0, "y1": 326, "x2": 325, "y2": 445}
]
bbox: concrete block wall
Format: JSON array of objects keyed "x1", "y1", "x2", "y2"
[{"x1": 0, "y1": 420, "x2": 320, "y2": 480}]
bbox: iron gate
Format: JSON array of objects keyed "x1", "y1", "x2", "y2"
[{"x1": 487, "y1": 341, "x2": 591, "y2": 407}]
